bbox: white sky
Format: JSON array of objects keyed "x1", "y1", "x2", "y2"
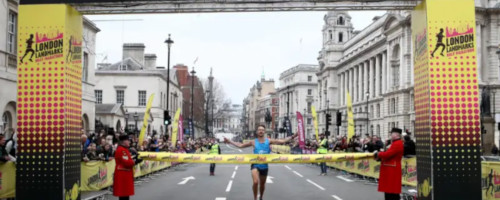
[{"x1": 85, "y1": 11, "x2": 385, "y2": 104}]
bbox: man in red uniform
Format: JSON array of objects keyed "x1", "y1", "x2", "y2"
[
  {"x1": 114, "y1": 135, "x2": 141, "y2": 200},
  {"x1": 374, "y1": 128, "x2": 404, "y2": 200}
]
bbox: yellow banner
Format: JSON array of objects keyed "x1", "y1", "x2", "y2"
[
  {"x1": 311, "y1": 106, "x2": 319, "y2": 141},
  {"x1": 171, "y1": 108, "x2": 181, "y2": 148},
  {"x1": 271, "y1": 145, "x2": 291, "y2": 154},
  {"x1": 346, "y1": 91, "x2": 354, "y2": 142},
  {"x1": 139, "y1": 152, "x2": 373, "y2": 164},
  {"x1": 0, "y1": 162, "x2": 15, "y2": 198},
  {"x1": 139, "y1": 93, "x2": 155, "y2": 146}
]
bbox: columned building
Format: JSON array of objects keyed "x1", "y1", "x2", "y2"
[
  {"x1": 278, "y1": 64, "x2": 319, "y2": 139},
  {"x1": 318, "y1": 6, "x2": 500, "y2": 147},
  {"x1": 95, "y1": 43, "x2": 182, "y2": 136},
  {"x1": 214, "y1": 104, "x2": 243, "y2": 133}
]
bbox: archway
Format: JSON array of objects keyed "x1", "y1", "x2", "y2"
[
  {"x1": 82, "y1": 114, "x2": 89, "y2": 135},
  {"x1": 116, "y1": 119, "x2": 122, "y2": 133}
]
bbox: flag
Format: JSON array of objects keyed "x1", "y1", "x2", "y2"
[
  {"x1": 171, "y1": 108, "x2": 181, "y2": 148},
  {"x1": 179, "y1": 114, "x2": 184, "y2": 143},
  {"x1": 311, "y1": 106, "x2": 319, "y2": 141},
  {"x1": 296, "y1": 112, "x2": 305, "y2": 149},
  {"x1": 138, "y1": 93, "x2": 155, "y2": 146},
  {"x1": 347, "y1": 91, "x2": 355, "y2": 142}
]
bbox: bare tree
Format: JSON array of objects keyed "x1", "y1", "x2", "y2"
[{"x1": 201, "y1": 78, "x2": 231, "y2": 128}]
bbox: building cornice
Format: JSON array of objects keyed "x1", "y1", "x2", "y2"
[{"x1": 96, "y1": 71, "x2": 180, "y2": 88}]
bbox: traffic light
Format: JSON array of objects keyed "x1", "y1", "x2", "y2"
[
  {"x1": 164, "y1": 110, "x2": 171, "y2": 125},
  {"x1": 336, "y1": 111, "x2": 342, "y2": 126},
  {"x1": 326, "y1": 113, "x2": 332, "y2": 125}
]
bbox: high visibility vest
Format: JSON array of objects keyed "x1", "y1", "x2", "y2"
[
  {"x1": 317, "y1": 139, "x2": 328, "y2": 154},
  {"x1": 210, "y1": 144, "x2": 220, "y2": 155}
]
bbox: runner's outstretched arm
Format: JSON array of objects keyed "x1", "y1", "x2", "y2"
[
  {"x1": 270, "y1": 133, "x2": 298, "y2": 145},
  {"x1": 224, "y1": 137, "x2": 253, "y2": 148}
]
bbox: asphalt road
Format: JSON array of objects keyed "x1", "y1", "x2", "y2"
[{"x1": 106, "y1": 144, "x2": 384, "y2": 200}]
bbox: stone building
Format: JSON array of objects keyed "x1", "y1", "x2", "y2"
[{"x1": 243, "y1": 74, "x2": 276, "y2": 135}]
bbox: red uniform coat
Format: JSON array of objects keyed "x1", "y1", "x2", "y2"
[
  {"x1": 113, "y1": 145, "x2": 135, "y2": 197},
  {"x1": 377, "y1": 139, "x2": 404, "y2": 194}
]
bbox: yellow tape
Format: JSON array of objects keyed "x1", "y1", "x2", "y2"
[{"x1": 139, "y1": 152, "x2": 373, "y2": 164}]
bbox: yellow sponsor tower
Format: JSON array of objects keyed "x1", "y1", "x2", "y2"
[
  {"x1": 412, "y1": 0, "x2": 481, "y2": 199},
  {"x1": 17, "y1": 4, "x2": 83, "y2": 200}
]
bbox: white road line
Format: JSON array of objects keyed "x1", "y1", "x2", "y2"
[
  {"x1": 336, "y1": 176, "x2": 354, "y2": 183},
  {"x1": 307, "y1": 179, "x2": 325, "y2": 190},
  {"x1": 332, "y1": 195, "x2": 342, "y2": 200},
  {"x1": 215, "y1": 198, "x2": 226, "y2": 200},
  {"x1": 284, "y1": 165, "x2": 291, "y2": 170},
  {"x1": 231, "y1": 171, "x2": 236, "y2": 179},
  {"x1": 292, "y1": 171, "x2": 303, "y2": 177},
  {"x1": 226, "y1": 144, "x2": 243, "y2": 152},
  {"x1": 226, "y1": 180, "x2": 233, "y2": 192},
  {"x1": 235, "y1": 166, "x2": 238, "y2": 170}
]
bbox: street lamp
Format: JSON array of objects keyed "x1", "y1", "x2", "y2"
[
  {"x1": 190, "y1": 66, "x2": 196, "y2": 137},
  {"x1": 164, "y1": 34, "x2": 174, "y2": 132},
  {"x1": 366, "y1": 91, "x2": 370, "y2": 136},
  {"x1": 124, "y1": 109, "x2": 129, "y2": 133},
  {"x1": 205, "y1": 90, "x2": 210, "y2": 136},
  {"x1": 133, "y1": 112, "x2": 139, "y2": 134}
]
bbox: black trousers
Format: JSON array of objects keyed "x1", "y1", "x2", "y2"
[
  {"x1": 384, "y1": 193, "x2": 400, "y2": 200},
  {"x1": 210, "y1": 163, "x2": 216, "y2": 173},
  {"x1": 119, "y1": 197, "x2": 130, "y2": 200}
]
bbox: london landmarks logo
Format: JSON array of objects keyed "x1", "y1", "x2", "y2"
[
  {"x1": 19, "y1": 31, "x2": 64, "y2": 63},
  {"x1": 431, "y1": 25, "x2": 474, "y2": 58}
]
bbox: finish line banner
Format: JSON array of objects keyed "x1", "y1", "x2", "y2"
[{"x1": 138, "y1": 152, "x2": 373, "y2": 164}]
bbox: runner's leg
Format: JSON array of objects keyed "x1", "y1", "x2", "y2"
[
  {"x1": 259, "y1": 173, "x2": 267, "y2": 199},
  {"x1": 251, "y1": 169, "x2": 260, "y2": 200}
]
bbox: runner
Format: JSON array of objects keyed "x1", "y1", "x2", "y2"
[
  {"x1": 20, "y1": 34, "x2": 35, "y2": 63},
  {"x1": 430, "y1": 28, "x2": 446, "y2": 57},
  {"x1": 224, "y1": 124, "x2": 297, "y2": 200}
]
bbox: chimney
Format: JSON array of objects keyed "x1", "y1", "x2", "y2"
[
  {"x1": 123, "y1": 43, "x2": 145, "y2": 66},
  {"x1": 144, "y1": 54, "x2": 157, "y2": 69}
]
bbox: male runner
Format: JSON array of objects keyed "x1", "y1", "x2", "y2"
[
  {"x1": 431, "y1": 28, "x2": 446, "y2": 57},
  {"x1": 20, "y1": 34, "x2": 35, "y2": 63},
  {"x1": 224, "y1": 124, "x2": 297, "y2": 200}
]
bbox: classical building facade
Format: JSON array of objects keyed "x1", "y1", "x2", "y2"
[
  {"x1": 278, "y1": 64, "x2": 319, "y2": 139},
  {"x1": 214, "y1": 104, "x2": 243, "y2": 134},
  {"x1": 0, "y1": 0, "x2": 100, "y2": 138},
  {"x1": 243, "y1": 75, "x2": 276, "y2": 135},
  {"x1": 318, "y1": 6, "x2": 500, "y2": 145},
  {"x1": 95, "y1": 43, "x2": 182, "y2": 136}
]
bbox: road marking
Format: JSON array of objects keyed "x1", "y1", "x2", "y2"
[
  {"x1": 307, "y1": 179, "x2": 325, "y2": 190},
  {"x1": 178, "y1": 176, "x2": 195, "y2": 185},
  {"x1": 336, "y1": 176, "x2": 354, "y2": 183},
  {"x1": 332, "y1": 195, "x2": 342, "y2": 200},
  {"x1": 226, "y1": 144, "x2": 243, "y2": 152},
  {"x1": 292, "y1": 171, "x2": 303, "y2": 177},
  {"x1": 215, "y1": 198, "x2": 226, "y2": 200},
  {"x1": 226, "y1": 180, "x2": 233, "y2": 192},
  {"x1": 266, "y1": 176, "x2": 274, "y2": 183},
  {"x1": 235, "y1": 166, "x2": 238, "y2": 170},
  {"x1": 231, "y1": 171, "x2": 236, "y2": 179},
  {"x1": 284, "y1": 165, "x2": 291, "y2": 170}
]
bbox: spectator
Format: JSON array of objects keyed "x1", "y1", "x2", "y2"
[
  {"x1": 85, "y1": 143, "x2": 100, "y2": 161},
  {"x1": 403, "y1": 135, "x2": 416, "y2": 156},
  {"x1": 0, "y1": 135, "x2": 11, "y2": 162},
  {"x1": 373, "y1": 136, "x2": 384, "y2": 151},
  {"x1": 98, "y1": 143, "x2": 114, "y2": 161},
  {"x1": 150, "y1": 135, "x2": 160, "y2": 152},
  {"x1": 81, "y1": 134, "x2": 89, "y2": 155},
  {"x1": 348, "y1": 136, "x2": 362, "y2": 152},
  {"x1": 363, "y1": 136, "x2": 374, "y2": 152},
  {"x1": 5, "y1": 132, "x2": 17, "y2": 158},
  {"x1": 492, "y1": 144, "x2": 499, "y2": 156}
]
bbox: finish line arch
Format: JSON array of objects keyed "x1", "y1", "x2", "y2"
[{"x1": 15, "y1": 0, "x2": 481, "y2": 200}]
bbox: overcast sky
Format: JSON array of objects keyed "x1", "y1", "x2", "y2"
[{"x1": 86, "y1": 11, "x2": 385, "y2": 104}]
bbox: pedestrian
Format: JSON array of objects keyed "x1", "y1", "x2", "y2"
[
  {"x1": 317, "y1": 133, "x2": 328, "y2": 175},
  {"x1": 492, "y1": 144, "x2": 499, "y2": 156},
  {"x1": 209, "y1": 139, "x2": 221, "y2": 176},
  {"x1": 224, "y1": 124, "x2": 297, "y2": 200},
  {"x1": 113, "y1": 135, "x2": 142, "y2": 200},
  {"x1": 0, "y1": 135, "x2": 11, "y2": 162},
  {"x1": 403, "y1": 135, "x2": 416, "y2": 157},
  {"x1": 374, "y1": 128, "x2": 404, "y2": 200},
  {"x1": 5, "y1": 132, "x2": 17, "y2": 159}
]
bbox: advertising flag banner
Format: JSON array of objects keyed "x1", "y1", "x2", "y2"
[
  {"x1": 296, "y1": 112, "x2": 305, "y2": 149},
  {"x1": 346, "y1": 91, "x2": 355, "y2": 142},
  {"x1": 179, "y1": 114, "x2": 184, "y2": 143},
  {"x1": 311, "y1": 106, "x2": 319, "y2": 141},
  {"x1": 171, "y1": 108, "x2": 181, "y2": 148},
  {"x1": 138, "y1": 93, "x2": 155, "y2": 145}
]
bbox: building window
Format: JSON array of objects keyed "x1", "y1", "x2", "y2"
[
  {"x1": 338, "y1": 16, "x2": 345, "y2": 25},
  {"x1": 410, "y1": 94, "x2": 414, "y2": 111},
  {"x1": 117, "y1": 90, "x2": 125, "y2": 105},
  {"x1": 307, "y1": 102, "x2": 312, "y2": 113},
  {"x1": 392, "y1": 65, "x2": 400, "y2": 87},
  {"x1": 120, "y1": 64, "x2": 127, "y2": 71},
  {"x1": 307, "y1": 118, "x2": 312, "y2": 125},
  {"x1": 338, "y1": 32, "x2": 344, "y2": 43},
  {"x1": 95, "y1": 90, "x2": 102, "y2": 104},
  {"x1": 7, "y1": 11, "x2": 16, "y2": 54},
  {"x1": 82, "y1": 52, "x2": 89, "y2": 82},
  {"x1": 2, "y1": 112, "x2": 12, "y2": 132},
  {"x1": 376, "y1": 104, "x2": 380, "y2": 118},
  {"x1": 370, "y1": 105, "x2": 374, "y2": 118},
  {"x1": 138, "y1": 91, "x2": 147, "y2": 106},
  {"x1": 328, "y1": 30, "x2": 333, "y2": 40},
  {"x1": 391, "y1": 98, "x2": 396, "y2": 114},
  {"x1": 395, "y1": 97, "x2": 399, "y2": 113},
  {"x1": 308, "y1": 76, "x2": 312, "y2": 82},
  {"x1": 308, "y1": 89, "x2": 312, "y2": 95}
]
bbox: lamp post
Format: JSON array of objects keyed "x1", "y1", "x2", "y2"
[
  {"x1": 366, "y1": 91, "x2": 370, "y2": 136},
  {"x1": 205, "y1": 90, "x2": 210, "y2": 136},
  {"x1": 133, "y1": 112, "x2": 139, "y2": 134},
  {"x1": 124, "y1": 109, "x2": 129, "y2": 133},
  {"x1": 164, "y1": 34, "x2": 174, "y2": 135},
  {"x1": 190, "y1": 66, "x2": 196, "y2": 138}
]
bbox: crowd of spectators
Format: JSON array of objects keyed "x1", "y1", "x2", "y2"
[
  {"x1": 80, "y1": 128, "x2": 220, "y2": 162},
  {"x1": 284, "y1": 131, "x2": 416, "y2": 157}
]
